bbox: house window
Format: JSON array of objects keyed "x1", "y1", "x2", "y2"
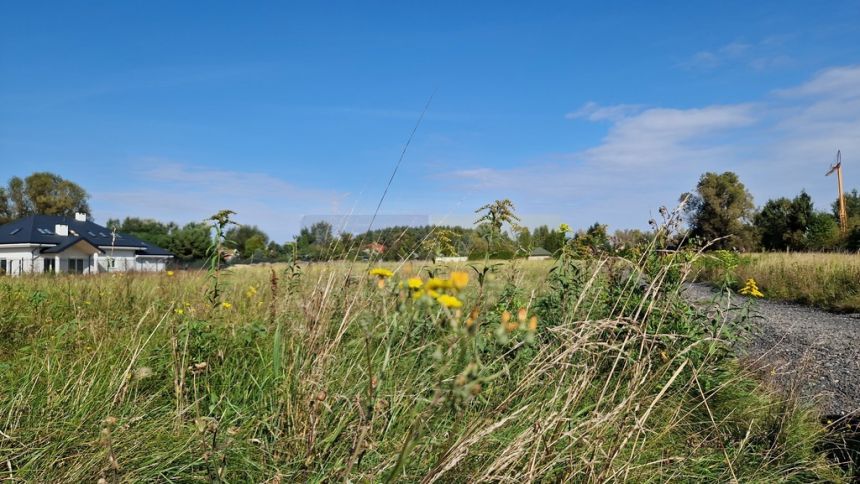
[
  {"x1": 44, "y1": 258, "x2": 56, "y2": 273},
  {"x1": 68, "y1": 258, "x2": 85, "y2": 274},
  {"x1": 0, "y1": 259, "x2": 6, "y2": 275}
]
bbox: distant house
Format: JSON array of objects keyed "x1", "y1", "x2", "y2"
[
  {"x1": 365, "y1": 242, "x2": 386, "y2": 255},
  {"x1": 528, "y1": 247, "x2": 553, "y2": 261},
  {"x1": 0, "y1": 213, "x2": 172, "y2": 276},
  {"x1": 434, "y1": 256, "x2": 468, "y2": 263}
]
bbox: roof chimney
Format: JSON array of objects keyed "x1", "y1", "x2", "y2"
[
  {"x1": 55, "y1": 224, "x2": 69, "y2": 236},
  {"x1": 74, "y1": 212, "x2": 87, "y2": 222}
]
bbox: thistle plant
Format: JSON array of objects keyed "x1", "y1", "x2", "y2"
[{"x1": 205, "y1": 210, "x2": 237, "y2": 307}]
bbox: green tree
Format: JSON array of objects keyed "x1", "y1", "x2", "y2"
[
  {"x1": 225, "y1": 225, "x2": 270, "y2": 258},
  {"x1": 683, "y1": 172, "x2": 756, "y2": 250},
  {"x1": 0, "y1": 173, "x2": 90, "y2": 223},
  {"x1": 806, "y1": 213, "x2": 840, "y2": 251},
  {"x1": 756, "y1": 191, "x2": 815, "y2": 251},
  {"x1": 570, "y1": 223, "x2": 611, "y2": 258},
  {"x1": 834, "y1": 188, "x2": 860, "y2": 220},
  {"x1": 169, "y1": 222, "x2": 211, "y2": 261},
  {"x1": 107, "y1": 217, "x2": 177, "y2": 249}
]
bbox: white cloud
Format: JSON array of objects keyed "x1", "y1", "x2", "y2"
[
  {"x1": 775, "y1": 65, "x2": 860, "y2": 99},
  {"x1": 565, "y1": 102, "x2": 644, "y2": 122},
  {"x1": 681, "y1": 39, "x2": 793, "y2": 71},
  {"x1": 449, "y1": 66, "x2": 860, "y2": 231},
  {"x1": 581, "y1": 105, "x2": 756, "y2": 168}
]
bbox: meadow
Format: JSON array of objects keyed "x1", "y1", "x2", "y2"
[
  {"x1": 0, "y1": 249, "x2": 851, "y2": 481},
  {"x1": 696, "y1": 251, "x2": 860, "y2": 313}
]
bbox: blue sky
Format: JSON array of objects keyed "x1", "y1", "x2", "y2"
[{"x1": 2, "y1": 1, "x2": 859, "y2": 241}]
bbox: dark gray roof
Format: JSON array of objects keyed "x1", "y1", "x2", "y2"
[
  {"x1": 0, "y1": 215, "x2": 172, "y2": 256},
  {"x1": 530, "y1": 247, "x2": 553, "y2": 257},
  {"x1": 41, "y1": 237, "x2": 104, "y2": 254}
]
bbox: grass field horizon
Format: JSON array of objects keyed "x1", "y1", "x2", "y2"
[{"x1": 1, "y1": 225, "x2": 853, "y2": 481}]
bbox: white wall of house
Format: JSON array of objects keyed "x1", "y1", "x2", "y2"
[
  {"x1": 97, "y1": 248, "x2": 138, "y2": 272},
  {"x1": 0, "y1": 245, "x2": 170, "y2": 276},
  {"x1": 0, "y1": 246, "x2": 43, "y2": 275}
]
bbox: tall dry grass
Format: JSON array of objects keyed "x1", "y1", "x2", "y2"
[
  {"x1": 697, "y1": 251, "x2": 860, "y2": 312},
  {"x1": 0, "y1": 250, "x2": 850, "y2": 481}
]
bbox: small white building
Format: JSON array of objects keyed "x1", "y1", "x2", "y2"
[
  {"x1": 527, "y1": 247, "x2": 553, "y2": 261},
  {"x1": 0, "y1": 213, "x2": 172, "y2": 276}
]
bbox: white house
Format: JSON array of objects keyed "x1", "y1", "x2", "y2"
[
  {"x1": 0, "y1": 213, "x2": 172, "y2": 276},
  {"x1": 527, "y1": 247, "x2": 553, "y2": 261}
]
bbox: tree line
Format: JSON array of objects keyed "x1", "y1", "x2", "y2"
[
  {"x1": 3, "y1": 171, "x2": 858, "y2": 262},
  {"x1": 683, "y1": 171, "x2": 860, "y2": 252}
]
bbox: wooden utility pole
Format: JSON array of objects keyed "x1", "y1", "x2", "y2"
[{"x1": 826, "y1": 150, "x2": 848, "y2": 233}]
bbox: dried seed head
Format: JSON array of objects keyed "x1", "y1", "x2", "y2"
[
  {"x1": 134, "y1": 367, "x2": 153, "y2": 380},
  {"x1": 316, "y1": 390, "x2": 327, "y2": 402}
]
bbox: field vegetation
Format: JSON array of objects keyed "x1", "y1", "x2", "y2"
[
  {"x1": 696, "y1": 251, "x2": 860, "y2": 313},
  {"x1": 1, "y1": 211, "x2": 851, "y2": 482}
]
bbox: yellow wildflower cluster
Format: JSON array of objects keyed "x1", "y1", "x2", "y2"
[
  {"x1": 369, "y1": 268, "x2": 394, "y2": 278},
  {"x1": 369, "y1": 267, "x2": 394, "y2": 288},
  {"x1": 221, "y1": 301, "x2": 233, "y2": 309},
  {"x1": 245, "y1": 286, "x2": 258, "y2": 299},
  {"x1": 406, "y1": 271, "x2": 469, "y2": 309},
  {"x1": 739, "y1": 278, "x2": 764, "y2": 298},
  {"x1": 501, "y1": 307, "x2": 538, "y2": 333}
]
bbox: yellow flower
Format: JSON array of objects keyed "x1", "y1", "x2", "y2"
[
  {"x1": 167, "y1": 271, "x2": 175, "y2": 277},
  {"x1": 427, "y1": 289, "x2": 441, "y2": 299},
  {"x1": 245, "y1": 286, "x2": 257, "y2": 298},
  {"x1": 369, "y1": 268, "x2": 393, "y2": 278},
  {"x1": 426, "y1": 278, "x2": 452, "y2": 290},
  {"x1": 175, "y1": 308, "x2": 185, "y2": 315},
  {"x1": 739, "y1": 278, "x2": 764, "y2": 298},
  {"x1": 517, "y1": 308, "x2": 528, "y2": 323},
  {"x1": 559, "y1": 223, "x2": 571, "y2": 234},
  {"x1": 436, "y1": 294, "x2": 463, "y2": 309},
  {"x1": 407, "y1": 277, "x2": 423, "y2": 289},
  {"x1": 411, "y1": 289, "x2": 425, "y2": 300},
  {"x1": 221, "y1": 302, "x2": 233, "y2": 309},
  {"x1": 450, "y1": 271, "x2": 469, "y2": 290},
  {"x1": 84, "y1": 301, "x2": 91, "y2": 306}
]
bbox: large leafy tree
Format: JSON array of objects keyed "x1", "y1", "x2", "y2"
[
  {"x1": 225, "y1": 225, "x2": 271, "y2": 258},
  {"x1": 682, "y1": 172, "x2": 756, "y2": 250},
  {"x1": 0, "y1": 172, "x2": 90, "y2": 223},
  {"x1": 169, "y1": 222, "x2": 212, "y2": 261},
  {"x1": 756, "y1": 191, "x2": 816, "y2": 251},
  {"x1": 806, "y1": 213, "x2": 840, "y2": 251},
  {"x1": 107, "y1": 217, "x2": 178, "y2": 249}
]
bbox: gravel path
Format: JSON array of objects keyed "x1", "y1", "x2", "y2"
[{"x1": 684, "y1": 283, "x2": 860, "y2": 417}]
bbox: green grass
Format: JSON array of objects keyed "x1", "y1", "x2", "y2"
[
  {"x1": 696, "y1": 251, "x2": 860, "y2": 312},
  {"x1": 0, "y1": 253, "x2": 850, "y2": 482}
]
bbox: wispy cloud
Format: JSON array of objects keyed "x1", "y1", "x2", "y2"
[
  {"x1": 681, "y1": 38, "x2": 794, "y2": 71},
  {"x1": 565, "y1": 102, "x2": 644, "y2": 122},
  {"x1": 447, "y1": 66, "x2": 860, "y2": 231},
  {"x1": 580, "y1": 104, "x2": 756, "y2": 168}
]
